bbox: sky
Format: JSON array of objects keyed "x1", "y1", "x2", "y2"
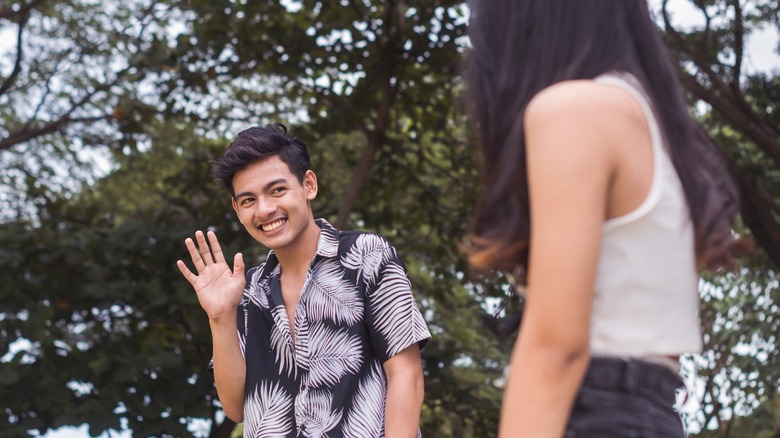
[
  {"x1": 6, "y1": 0, "x2": 779, "y2": 437},
  {"x1": 650, "y1": 0, "x2": 780, "y2": 74}
]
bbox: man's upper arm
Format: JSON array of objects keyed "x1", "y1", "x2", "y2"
[
  {"x1": 363, "y1": 238, "x2": 431, "y2": 363},
  {"x1": 382, "y1": 343, "x2": 422, "y2": 376}
]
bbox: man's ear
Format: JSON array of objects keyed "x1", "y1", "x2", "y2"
[
  {"x1": 231, "y1": 196, "x2": 239, "y2": 216},
  {"x1": 304, "y1": 170, "x2": 318, "y2": 200}
]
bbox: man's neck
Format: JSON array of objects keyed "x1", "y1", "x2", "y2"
[{"x1": 273, "y1": 219, "x2": 321, "y2": 278}]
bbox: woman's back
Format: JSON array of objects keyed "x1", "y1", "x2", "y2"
[
  {"x1": 489, "y1": 67, "x2": 698, "y2": 438},
  {"x1": 590, "y1": 73, "x2": 701, "y2": 359},
  {"x1": 464, "y1": 1, "x2": 741, "y2": 436}
]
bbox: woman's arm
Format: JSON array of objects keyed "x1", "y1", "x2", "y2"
[{"x1": 498, "y1": 82, "x2": 621, "y2": 437}]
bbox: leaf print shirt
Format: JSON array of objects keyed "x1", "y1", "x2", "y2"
[{"x1": 232, "y1": 218, "x2": 431, "y2": 437}]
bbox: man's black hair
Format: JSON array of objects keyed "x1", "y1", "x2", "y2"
[{"x1": 211, "y1": 123, "x2": 311, "y2": 197}]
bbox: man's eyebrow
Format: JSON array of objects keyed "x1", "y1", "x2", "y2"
[
  {"x1": 234, "y1": 178, "x2": 289, "y2": 200},
  {"x1": 264, "y1": 178, "x2": 289, "y2": 191}
]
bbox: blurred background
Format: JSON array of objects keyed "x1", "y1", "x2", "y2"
[{"x1": 0, "y1": 0, "x2": 778, "y2": 437}]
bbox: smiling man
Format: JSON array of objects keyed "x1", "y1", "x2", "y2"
[{"x1": 177, "y1": 123, "x2": 431, "y2": 437}]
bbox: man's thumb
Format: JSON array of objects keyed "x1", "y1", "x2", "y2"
[{"x1": 233, "y1": 252, "x2": 245, "y2": 276}]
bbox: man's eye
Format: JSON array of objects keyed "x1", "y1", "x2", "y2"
[
  {"x1": 241, "y1": 198, "x2": 254, "y2": 206},
  {"x1": 272, "y1": 187, "x2": 287, "y2": 195}
]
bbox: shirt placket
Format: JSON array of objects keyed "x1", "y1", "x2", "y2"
[
  {"x1": 268, "y1": 273, "x2": 297, "y2": 355},
  {"x1": 295, "y1": 267, "x2": 315, "y2": 437}
]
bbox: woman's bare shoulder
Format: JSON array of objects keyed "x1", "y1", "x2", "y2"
[{"x1": 524, "y1": 80, "x2": 643, "y2": 130}]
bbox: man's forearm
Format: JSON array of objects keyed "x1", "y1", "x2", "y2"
[
  {"x1": 384, "y1": 370, "x2": 424, "y2": 437},
  {"x1": 210, "y1": 314, "x2": 246, "y2": 423}
]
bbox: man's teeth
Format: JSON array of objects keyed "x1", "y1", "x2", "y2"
[{"x1": 262, "y1": 219, "x2": 285, "y2": 232}]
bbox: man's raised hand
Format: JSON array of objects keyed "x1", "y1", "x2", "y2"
[{"x1": 177, "y1": 230, "x2": 246, "y2": 321}]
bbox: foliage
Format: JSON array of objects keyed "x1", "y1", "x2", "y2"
[
  {"x1": 0, "y1": 0, "x2": 778, "y2": 437},
  {"x1": 681, "y1": 123, "x2": 780, "y2": 436},
  {"x1": 655, "y1": 2, "x2": 780, "y2": 435},
  {"x1": 659, "y1": 0, "x2": 780, "y2": 267},
  {"x1": 0, "y1": 121, "x2": 242, "y2": 437},
  {"x1": 0, "y1": 0, "x2": 190, "y2": 225}
]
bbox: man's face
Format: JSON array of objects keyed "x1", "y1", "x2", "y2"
[{"x1": 231, "y1": 155, "x2": 318, "y2": 252}]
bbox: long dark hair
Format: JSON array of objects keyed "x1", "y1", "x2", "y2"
[{"x1": 464, "y1": 0, "x2": 740, "y2": 276}]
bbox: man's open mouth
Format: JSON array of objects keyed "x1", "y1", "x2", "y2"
[{"x1": 261, "y1": 218, "x2": 286, "y2": 232}]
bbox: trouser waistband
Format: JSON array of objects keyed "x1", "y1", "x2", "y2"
[{"x1": 582, "y1": 356, "x2": 685, "y2": 398}]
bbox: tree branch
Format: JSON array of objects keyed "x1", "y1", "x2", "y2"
[
  {"x1": 27, "y1": 60, "x2": 57, "y2": 123},
  {"x1": 0, "y1": 9, "x2": 27, "y2": 97},
  {"x1": 0, "y1": 0, "x2": 46, "y2": 21},
  {"x1": 667, "y1": 2, "x2": 771, "y2": 136},
  {"x1": 729, "y1": 161, "x2": 780, "y2": 268},
  {"x1": 730, "y1": 0, "x2": 744, "y2": 91},
  {"x1": 0, "y1": 115, "x2": 110, "y2": 151},
  {"x1": 1, "y1": 67, "x2": 130, "y2": 151},
  {"x1": 681, "y1": 75, "x2": 780, "y2": 169},
  {"x1": 663, "y1": 1, "x2": 739, "y2": 103},
  {"x1": 335, "y1": 0, "x2": 402, "y2": 228}
]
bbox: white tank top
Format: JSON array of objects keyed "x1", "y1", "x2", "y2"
[{"x1": 590, "y1": 72, "x2": 702, "y2": 358}]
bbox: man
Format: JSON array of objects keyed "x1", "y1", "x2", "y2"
[{"x1": 177, "y1": 123, "x2": 431, "y2": 437}]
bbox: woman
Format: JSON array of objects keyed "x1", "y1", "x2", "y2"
[{"x1": 463, "y1": 1, "x2": 742, "y2": 436}]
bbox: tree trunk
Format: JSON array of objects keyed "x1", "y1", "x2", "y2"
[
  {"x1": 334, "y1": 0, "x2": 402, "y2": 229},
  {"x1": 209, "y1": 418, "x2": 236, "y2": 438}
]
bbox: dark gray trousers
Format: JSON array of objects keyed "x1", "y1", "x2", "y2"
[{"x1": 565, "y1": 356, "x2": 687, "y2": 437}]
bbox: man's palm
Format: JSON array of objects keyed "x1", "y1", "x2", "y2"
[{"x1": 177, "y1": 230, "x2": 246, "y2": 320}]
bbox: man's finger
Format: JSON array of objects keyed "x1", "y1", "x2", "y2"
[
  {"x1": 195, "y1": 230, "x2": 213, "y2": 265},
  {"x1": 176, "y1": 260, "x2": 198, "y2": 286},
  {"x1": 233, "y1": 252, "x2": 245, "y2": 278},
  {"x1": 208, "y1": 231, "x2": 227, "y2": 264},
  {"x1": 185, "y1": 237, "x2": 206, "y2": 272}
]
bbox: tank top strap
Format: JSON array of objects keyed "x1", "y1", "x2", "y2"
[{"x1": 594, "y1": 72, "x2": 673, "y2": 229}]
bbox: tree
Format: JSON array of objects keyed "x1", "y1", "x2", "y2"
[
  {"x1": 660, "y1": 0, "x2": 780, "y2": 266},
  {"x1": 167, "y1": 0, "x2": 470, "y2": 226},
  {"x1": 161, "y1": 1, "x2": 511, "y2": 432},
  {"x1": 0, "y1": 120, "x2": 246, "y2": 437},
  {"x1": 656, "y1": 1, "x2": 780, "y2": 435},
  {"x1": 0, "y1": 0, "x2": 181, "y2": 220},
  {"x1": 2, "y1": 0, "x2": 778, "y2": 436},
  {"x1": 2, "y1": 2, "x2": 509, "y2": 435}
]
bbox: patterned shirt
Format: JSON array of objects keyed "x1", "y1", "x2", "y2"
[{"x1": 232, "y1": 218, "x2": 431, "y2": 437}]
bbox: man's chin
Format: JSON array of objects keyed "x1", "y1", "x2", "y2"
[{"x1": 254, "y1": 234, "x2": 289, "y2": 251}]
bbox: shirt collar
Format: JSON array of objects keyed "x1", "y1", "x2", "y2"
[
  {"x1": 261, "y1": 218, "x2": 340, "y2": 274},
  {"x1": 314, "y1": 218, "x2": 340, "y2": 258}
]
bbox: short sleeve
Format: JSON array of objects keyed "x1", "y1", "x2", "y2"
[{"x1": 364, "y1": 239, "x2": 431, "y2": 363}]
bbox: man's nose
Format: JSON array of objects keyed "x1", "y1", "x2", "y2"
[{"x1": 254, "y1": 197, "x2": 277, "y2": 219}]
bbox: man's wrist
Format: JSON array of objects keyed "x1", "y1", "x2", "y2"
[{"x1": 208, "y1": 310, "x2": 238, "y2": 330}]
